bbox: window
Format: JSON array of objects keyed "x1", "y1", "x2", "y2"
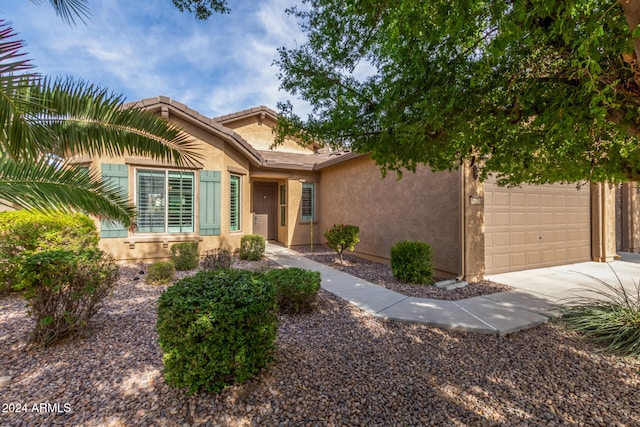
[
  {"x1": 230, "y1": 175, "x2": 241, "y2": 232},
  {"x1": 301, "y1": 183, "x2": 315, "y2": 221},
  {"x1": 136, "y1": 169, "x2": 194, "y2": 233},
  {"x1": 279, "y1": 184, "x2": 286, "y2": 226}
]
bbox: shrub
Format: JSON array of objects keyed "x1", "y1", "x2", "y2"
[
  {"x1": 265, "y1": 268, "x2": 321, "y2": 314},
  {"x1": 157, "y1": 269, "x2": 277, "y2": 394},
  {"x1": 390, "y1": 240, "x2": 433, "y2": 284},
  {"x1": 170, "y1": 242, "x2": 199, "y2": 271},
  {"x1": 147, "y1": 261, "x2": 176, "y2": 285},
  {"x1": 239, "y1": 234, "x2": 265, "y2": 261},
  {"x1": 324, "y1": 224, "x2": 360, "y2": 263},
  {"x1": 0, "y1": 211, "x2": 99, "y2": 294},
  {"x1": 17, "y1": 248, "x2": 118, "y2": 346},
  {"x1": 563, "y1": 272, "x2": 640, "y2": 356},
  {"x1": 201, "y1": 248, "x2": 233, "y2": 271}
]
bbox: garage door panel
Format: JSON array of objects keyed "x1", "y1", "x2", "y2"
[
  {"x1": 511, "y1": 231, "x2": 526, "y2": 245},
  {"x1": 485, "y1": 180, "x2": 591, "y2": 274},
  {"x1": 526, "y1": 252, "x2": 541, "y2": 264}
]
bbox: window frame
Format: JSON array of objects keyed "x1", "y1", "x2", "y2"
[
  {"x1": 229, "y1": 174, "x2": 241, "y2": 232},
  {"x1": 134, "y1": 168, "x2": 195, "y2": 234},
  {"x1": 301, "y1": 182, "x2": 316, "y2": 222}
]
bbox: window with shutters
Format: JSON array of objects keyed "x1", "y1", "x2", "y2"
[
  {"x1": 230, "y1": 174, "x2": 241, "y2": 232},
  {"x1": 136, "y1": 169, "x2": 194, "y2": 233},
  {"x1": 301, "y1": 183, "x2": 315, "y2": 221}
]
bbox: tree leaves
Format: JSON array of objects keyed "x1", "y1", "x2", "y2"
[{"x1": 276, "y1": 0, "x2": 640, "y2": 184}]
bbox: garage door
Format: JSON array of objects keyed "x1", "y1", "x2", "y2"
[{"x1": 484, "y1": 180, "x2": 591, "y2": 274}]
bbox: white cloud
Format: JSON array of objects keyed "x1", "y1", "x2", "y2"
[{"x1": 1, "y1": 0, "x2": 312, "y2": 117}]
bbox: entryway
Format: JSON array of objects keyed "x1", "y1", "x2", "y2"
[{"x1": 253, "y1": 182, "x2": 278, "y2": 240}]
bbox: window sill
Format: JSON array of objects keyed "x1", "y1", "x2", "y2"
[
  {"x1": 124, "y1": 235, "x2": 202, "y2": 249},
  {"x1": 298, "y1": 220, "x2": 319, "y2": 225}
]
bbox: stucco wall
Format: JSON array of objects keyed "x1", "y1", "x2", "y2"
[
  {"x1": 318, "y1": 155, "x2": 462, "y2": 277},
  {"x1": 228, "y1": 118, "x2": 313, "y2": 154}
]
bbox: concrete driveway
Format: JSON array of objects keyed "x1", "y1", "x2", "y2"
[{"x1": 485, "y1": 252, "x2": 640, "y2": 308}]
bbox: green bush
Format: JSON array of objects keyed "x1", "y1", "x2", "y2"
[
  {"x1": 201, "y1": 248, "x2": 233, "y2": 271},
  {"x1": 239, "y1": 234, "x2": 265, "y2": 261},
  {"x1": 0, "y1": 211, "x2": 99, "y2": 294},
  {"x1": 147, "y1": 261, "x2": 176, "y2": 285},
  {"x1": 265, "y1": 268, "x2": 321, "y2": 314},
  {"x1": 390, "y1": 240, "x2": 433, "y2": 284},
  {"x1": 563, "y1": 275, "x2": 640, "y2": 356},
  {"x1": 18, "y1": 248, "x2": 118, "y2": 346},
  {"x1": 170, "y1": 242, "x2": 199, "y2": 271},
  {"x1": 324, "y1": 224, "x2": 360, "y2": 263},
  {"x1": 157, "y1": 269, "x2": 277, "y2": 394}
]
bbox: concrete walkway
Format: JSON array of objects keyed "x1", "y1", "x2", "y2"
[{"x1": 265, "y1": 244, "x2": 640, "y2": 336}]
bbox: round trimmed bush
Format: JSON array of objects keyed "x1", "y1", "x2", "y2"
[
  {"x1": 390, "y1": 240, "x2": 434, "y2": 284},
  {"x1": 265, "y1": 267, "x2": 321, "y2": 314},
  {"x1": 239, "y1": 234, "x2": 265, "y2": 261},
  {"x1": 156, "y1": 269, "x2": 277, "y2": 394}
]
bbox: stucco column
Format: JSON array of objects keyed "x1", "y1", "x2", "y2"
[
  {"x1": 621, "y1": 182, "x2": 640, "y2": 252},
  {"x1": 462, "y1": 164, "x2": 485, "y2": 282},
  {"x1": 591, "y1": 182, "x2": 618, "y2": 262}
]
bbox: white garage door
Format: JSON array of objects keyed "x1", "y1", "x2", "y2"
[{"x1": 484, "y1": 180, "x2": 591, "y2": 274}]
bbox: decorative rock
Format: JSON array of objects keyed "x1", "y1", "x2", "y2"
[
  {"x1": 434, "y1": 279, "x2": 468, "y2": 290},
  {"x1": 0, "y1": 376, "x2": 12, "y2": 388}
]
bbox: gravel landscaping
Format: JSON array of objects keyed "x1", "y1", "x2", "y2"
[
  {"x1": 1, "y1": 260, "x2": 639, "y2": 426},
  {"x1": 293, "y1": 245, "x2": 514, "y2": 300}
]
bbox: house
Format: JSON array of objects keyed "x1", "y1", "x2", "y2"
[{"x1": 79, "y1": 96, "x2": 638, "y2": 281}]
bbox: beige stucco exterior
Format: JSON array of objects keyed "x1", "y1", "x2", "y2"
[
  {"x1": 317, "y1": 155, "x2": 463, "y2": 278},
  {"x1": 76, "y1": 97, "x2": 630, "y2": 280}
]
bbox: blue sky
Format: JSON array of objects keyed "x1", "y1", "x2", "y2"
[{"x1": 1, "y1": 0, "x2": 309, "y2": 117}]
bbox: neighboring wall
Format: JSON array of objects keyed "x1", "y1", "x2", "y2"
[{"x1": 318, "y1": 155, "x2": 462, "y2": 277}]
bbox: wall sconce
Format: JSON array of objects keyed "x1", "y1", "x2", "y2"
[{"x1": 472, "y1": 165, "x2": 479, "y2": 180}]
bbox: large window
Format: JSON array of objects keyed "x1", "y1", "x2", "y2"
[
  {"x1": 136, "y1": 170, "x2": 194, "y2": 233},
  {"x1": 301, "y1": 183, "x2": 315, "y2": 221},
  {"x1": 230, "y1": 174, "x2": 241, "y2": 232}
]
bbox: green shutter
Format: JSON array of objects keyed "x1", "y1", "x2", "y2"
[
  {"x1": 199, "y1": 170, "x2": 221, "y2": 235},
  {"x1": 100, "y1": 163, "x2": 129, "y2": 238}
]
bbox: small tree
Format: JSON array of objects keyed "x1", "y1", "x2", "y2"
[{"x1": 324, "y1": 224, "x2": 360, "y2": 264}]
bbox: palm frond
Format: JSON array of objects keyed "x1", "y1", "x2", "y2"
[
  {"x1": 29, "y1": 77, "x2": 203, "y2": 167},
  {"x1": 32, "y1": 0, "x2": 91, "y2": 26},
  {"x1": 0, "y1": 20, "x2": 47, "y2": 160},
  {"x1": 0, "y1": 156, "x2": 136, "y2": 227}
]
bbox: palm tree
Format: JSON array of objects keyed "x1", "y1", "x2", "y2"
[{"x1": 0, "y1": 4, "x2": 201, "y2": 228}]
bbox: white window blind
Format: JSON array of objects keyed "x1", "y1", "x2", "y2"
[
  {"x1": 230, "y1": 175, "x2": 240, "y2": 232},
  {"x1": 301, "y1": 183, "x2": 315, "y2": 221},
  {"x1": 136, "y1": 169, "x2": 194, "y2": 233}
]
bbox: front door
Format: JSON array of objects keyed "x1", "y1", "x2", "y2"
[{"x1": 253, "y1": 183, "x2": 278, "y2": 240}]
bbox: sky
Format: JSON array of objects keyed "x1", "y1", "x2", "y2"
[{"x1": 1, "y1": 0, "x2": 310, "y2": 118}]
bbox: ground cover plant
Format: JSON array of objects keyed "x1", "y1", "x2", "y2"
[
  {"x1": 390, "y1": 240, "x2": 434, "y2": 284},
  {"x1": 324, "y1": 224, "x2": 360, "y2": 264},
  {"x1": 156, "y1": 269, "x2": 277, "y2": 394}
]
